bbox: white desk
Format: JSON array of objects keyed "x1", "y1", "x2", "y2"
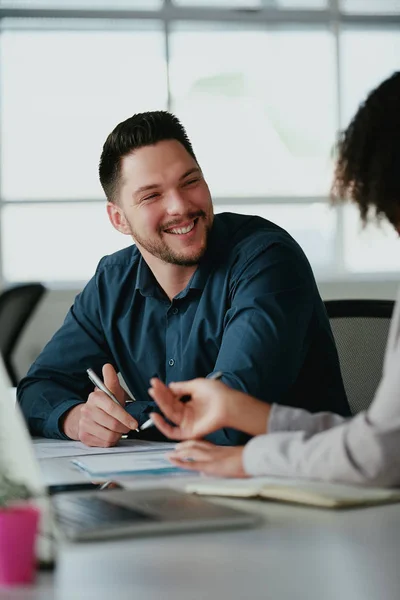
[{"x1": 12, "y1": 452, "x2": 400, "y2": 600}]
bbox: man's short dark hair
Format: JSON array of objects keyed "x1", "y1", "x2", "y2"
[
  {"x1": 331, "y1": 71, "x2": 400, "y2": 226},
  {"x1": 99, "y1": 111, "x2": 198, "y2": 203}
]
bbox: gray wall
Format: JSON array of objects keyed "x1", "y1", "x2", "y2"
[{"x1": 14, "y1": 279, "x2": 399, "y2": 380}]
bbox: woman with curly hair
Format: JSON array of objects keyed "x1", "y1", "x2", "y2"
[{"x1": 148, "y1": 71, "x2": 400, "y2": 487}]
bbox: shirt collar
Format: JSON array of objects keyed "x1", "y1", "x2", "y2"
[{"x1": 135, "y1": 256, "x2": 163, "y2": 299}]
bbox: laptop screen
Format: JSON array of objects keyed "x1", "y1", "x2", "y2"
[{"x1": 0, "y1": 362, "x2": 45, "y2": 498}]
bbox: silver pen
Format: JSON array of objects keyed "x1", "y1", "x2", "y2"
[
  {"x1": 86, "y1": 368, "x2": 139, "y2": 432},
  {"x1": 140, "y1": 370, "x2": 224, "y2": 432}
]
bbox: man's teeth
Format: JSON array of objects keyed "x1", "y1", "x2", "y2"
[{"x1": 169, "y1": 221, "x2": 195, "y2": 235}]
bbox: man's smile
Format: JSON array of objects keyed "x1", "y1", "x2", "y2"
[{"x1": 165, "y1": 220, "x2": 196, "y2": 235}]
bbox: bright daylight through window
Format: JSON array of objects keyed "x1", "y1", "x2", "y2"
[{"x1": 0, "y1": 0, "x2": 399, "y2": 283}]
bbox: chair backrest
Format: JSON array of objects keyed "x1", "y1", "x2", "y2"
[
  {"x1": 324, "y1": 299, "x2": 394, "y2": 415},
  {"x1": 0, "y1": 283, "x2": 46, "y2": 386}
]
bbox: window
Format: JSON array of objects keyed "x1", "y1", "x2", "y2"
[
  {"x1": 215, "y1": 203, "x2": 336, "y2": 271},
  {"x1": 340, "y1": 28, "x2": 400, "y2": 274},
  {"x1": 0, "y1": 1, "x2": 399, "y2": 284},
  {"x1": 170, "y1": 25, "x2": 336, "y2": 198},
  {"x1": 343, "y1": 206, "x2": 400, "y2": 274},
  {"x1": 0, "y1": 23, "x2": 167, "y2": 200},
  {"x1": 1, "y1": 203, "x2": 132, "y2": 283},
  {"x1": 341, "y1": 0, "x2": 400, "y2": 14},
  {"x1": 1, "y1": 1, "x2": 162, "y2": 9},
  {"x1": 174, "y1": 1, "x2": 328, "y2": 8},
  {"x1": 340, "y1": 28, "x2": 400, "y2": 127}
]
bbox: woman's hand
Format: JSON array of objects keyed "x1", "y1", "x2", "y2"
[
  {"x1": 148, "y1": 376, "x2": 271, "y2": 440},
  {"x1": 148, "y1": 378, "x2": 233, "y2": 440},
  {"x1": 167, "y1": 440, "x2": 248, "y2": 478}
]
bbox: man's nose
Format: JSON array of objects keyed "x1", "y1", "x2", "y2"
[{"x1": 165, "y1": 189, "x2": 188, "y2": 215}]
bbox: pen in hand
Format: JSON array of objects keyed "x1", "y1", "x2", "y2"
[
  {"x1": 139, "y1": 371, "x2": 224, "y2": 432},
  {"x1": 86, "y1": 368, "x2": 139, "y2": 433}
]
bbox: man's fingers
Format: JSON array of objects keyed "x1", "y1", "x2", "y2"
[
  {"x1": 102, "y1": 363, "x2": 125, "y2": 405},
  {"x1": 89, "y1": 393, "x2": 138, "y2": 430},
  {"x1": 150, "y1": 413, "x2": 186, "y2": 440},
  {"x1": 81, "y1": 404, "x2": 131, "y2": 434},
  {"x1": 79, "y1": 421, "x2": 122, "y2": 447},
  {"x1": 79, "y1": 431, "x2": 110, "y2": 448}
]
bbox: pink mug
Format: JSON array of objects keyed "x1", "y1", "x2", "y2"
[{"x1": 0, "y1": 503, "x2": 40, "y2": 586}]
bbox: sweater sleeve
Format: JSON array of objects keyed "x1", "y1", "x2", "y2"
[{"x1": 243, "y1": 323, "x2": 400, "y2": 487}]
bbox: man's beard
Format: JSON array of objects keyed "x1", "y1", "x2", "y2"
[{"x1": 128, "y1": 211, "x2": 211, "y2": 266}]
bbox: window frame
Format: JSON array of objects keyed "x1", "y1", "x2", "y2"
[{"x1": 0, "y1": 0, "x2": 399, "y2": 286}]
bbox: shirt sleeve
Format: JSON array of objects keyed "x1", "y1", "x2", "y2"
[
  {"x1": 242, "y1": 339, "x2": 400, "y2": 487},
  {"x1": 17, "y1": 265, "x2": 149, "y2": 438},
  {"x1": 206, "y1": 238, "x2": 320, "y2": 446},
  {"x1": 17, "y1": 273, "x2": 111, "y2": 438}
]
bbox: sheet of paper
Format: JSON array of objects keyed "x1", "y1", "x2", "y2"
[
  {"x1": 71, "y1": 451, "x2": 186, "y2": 476},
  {"x1": 33, "y1": 438, "x2": 176, "y2": 460}
]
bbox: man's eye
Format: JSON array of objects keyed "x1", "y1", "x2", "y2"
[
  {"x1": 142, "y1": 193, "x2": 160, "y2": 202},
  {"x1": 183, "y1": 178, "x2": 200, "y2": 187}
]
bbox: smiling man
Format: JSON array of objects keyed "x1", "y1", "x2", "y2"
[
  {"x1": 18, "y1": 111, "x2": 349, "y2": 446},
  {"x1": 105, "y1": 137, "x2": 214, "y2": 302}
]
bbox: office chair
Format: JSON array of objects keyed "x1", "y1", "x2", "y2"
[
  {"x1": 0, "y1": 283, "x2": 46, "y2": 386},
  {"x1": 324, "y1": 299, "x2": 394, "y2": 415}
]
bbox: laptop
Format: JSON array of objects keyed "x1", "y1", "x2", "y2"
[{"x1": 0, "y1": 371, "x2": 260, "y2": 557}]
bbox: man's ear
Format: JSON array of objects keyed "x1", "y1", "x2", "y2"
[{"x1": 107, "y1": 201, "x2": 132, "y2": 235}]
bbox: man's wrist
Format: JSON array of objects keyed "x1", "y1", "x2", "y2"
[{"x1": 61, "y1": 404, "x2": 82, "y2": 440}]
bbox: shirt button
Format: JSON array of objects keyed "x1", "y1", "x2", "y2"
[
  {"x1": 172, "y1": 307, "x2": 179, "y2": 315},
  {"x1": 168, "y1": 359, "x2": 175, "y2": 367}
]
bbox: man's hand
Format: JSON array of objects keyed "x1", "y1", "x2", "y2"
[
  {"x1": 62, "y1": 363, "x2": 138, "y2": 447},
  {"x1": 167, "y1": 441, "x2": 247, "y2": 478}
]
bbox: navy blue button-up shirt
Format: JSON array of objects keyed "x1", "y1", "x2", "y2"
[{"x1": 18, "y1": 213, "x2": 349, "y2": 444}]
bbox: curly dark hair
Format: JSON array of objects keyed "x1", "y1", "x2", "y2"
[{"x1": 331, "y1": 71, "x2": 400, "y2": 227}]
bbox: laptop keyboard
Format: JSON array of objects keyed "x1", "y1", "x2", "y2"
[{"x1": 53, "y1": 496, "x2": 154, "y2": 530}]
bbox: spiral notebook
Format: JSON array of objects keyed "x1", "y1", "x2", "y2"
[{"x1": 186, "y1": 477, "x2": 400, "y2": 509}]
